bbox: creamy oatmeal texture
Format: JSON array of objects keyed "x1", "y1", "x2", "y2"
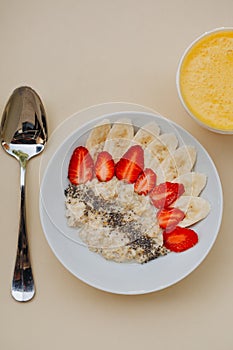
[{"x1": 65, "y1": 178, "x2": 167, "y2": 263}]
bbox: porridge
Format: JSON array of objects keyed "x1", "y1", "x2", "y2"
[
  {"x1": 65, "y1": 178, "x2": 167, "y2": 263},
  {"x1": 64, "y1": 119, "x2": 210, "y2": 263}
]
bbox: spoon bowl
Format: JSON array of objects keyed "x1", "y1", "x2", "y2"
[
  {"x1": 0, "y1": 86, "x2": 48, "y2": 301},
  {"x1": 1, "y1": 86, "x2": 47, "y2": 162}
]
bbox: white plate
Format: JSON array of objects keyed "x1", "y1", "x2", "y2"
[{"x1": 40, "y1": 111, "x2": 223, "y2": 294}]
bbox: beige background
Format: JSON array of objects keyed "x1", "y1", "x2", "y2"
[{"x1": 0, "y1": 0, "x2": 233, "y2": 349}]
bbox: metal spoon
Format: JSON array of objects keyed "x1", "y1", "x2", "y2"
[{"x1": 0, "y1": 86, "x2": 48, "y2": 302}]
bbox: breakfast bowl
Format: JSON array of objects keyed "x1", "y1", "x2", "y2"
[
  {"x1": 176, "y1": 27, "x2": 233, "y2": 134},
  {"x1": 40, "y1": 110, "x2": 223, "y2": 294}
]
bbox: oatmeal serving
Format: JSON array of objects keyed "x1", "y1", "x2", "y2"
[{"x1": 65, "y1": 119, "x2": 210, "y2": 264}]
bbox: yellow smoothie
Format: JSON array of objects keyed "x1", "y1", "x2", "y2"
[{"x1": 179, "y1": 29, "x2": 233, "y2": 132}]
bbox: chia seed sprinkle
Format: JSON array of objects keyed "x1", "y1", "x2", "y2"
[{"x1": 65, "y1": 182, "x2": 167, "y2": 263}]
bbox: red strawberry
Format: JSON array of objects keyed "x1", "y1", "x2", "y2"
[
  {"x1": 68, "y1": 146, "x2": 94, "y2": 185},
  {"x1": 163, "y1": 226, "x2": 198, "y2": 252},
  {"x1": 95, "y1": 151, "x2": 115, "y2": 182},
  {"x1": 150, "y1": 182, "x2": 185, "y2": 209},
  {"x1": 115, "y1": 145, "x2": 144, "y2": 183},
  {"x1": 157, "y1": 208, "x2": 185, "y2": 230},
  {"x1": 134, "y1": 168, "x2": 156, "y2": 195}
]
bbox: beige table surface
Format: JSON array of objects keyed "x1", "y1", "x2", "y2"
[{"x1": 1, "y1": 0, "x2": 233, "y2": 349}]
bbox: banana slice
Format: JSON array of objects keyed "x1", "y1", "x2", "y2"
[
  {"x1": 172, "y1": 172, "x2": 207, "y2": 196},
  {"x1": 133, "y1": 122, "x2": 160, "y2": 148},
  {"x1": 146, "y1": 133, "x2": 178, "y2": 162},
  {"x1": 144, "y1": 133, "x2": 178, "y2": 170},
  {"x1": 159, "y1": 133, "x2": 179, "y2": 152},
  {"x1": 86, "y1": 119, "x2": 111, "y2": 160},
  {"x1": 156, "y1": 145, "x2": 197, "y2": 183},
  {"x1": 103, "y1": 118, "x2": 134, "y2": 161},
  {"x1": 144, "y1": 152, "x2": 160, "y2": 173},
  {"x1": 174, "y1": 196, "x2": 210, "y2": 227}
]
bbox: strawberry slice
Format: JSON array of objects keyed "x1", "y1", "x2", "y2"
[
  {"x1": 68, "y1": 146, "x2": 94, "y2": 185},
  {"x1": 95, "y1": 151, "x2": 115, "y2": 182},
  {"x1": 115, "y1": 145, "x2": 144, "y2": 183},
  {"x1": 157, "y1": 207, "x2": 185, "y2": 230},
  {"x1": 163, "y1": 226, "x2": 198, "y2": 252},
  {"x1": 150, "y1": 182, "x2": 185, "y2": 209},
  {"x1": 134, "y1": 168, "x2": 156, "y2": 195}
]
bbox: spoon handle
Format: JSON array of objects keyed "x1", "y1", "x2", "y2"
[{"x1": 11, "y1": 164, "x2": 35, "y2": 302}]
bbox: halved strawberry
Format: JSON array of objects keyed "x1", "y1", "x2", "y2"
[
  {"x1": 134, "y1": 168, "x2": 156, "y2": 195},
  {"x1": 150, "y1": 182, "x2": 185, "y2": 209},
  {"x1": 163, "y1": 226, "x2": 198, "y2": 252},
  {"x1": 95, "y1": 151, "x2": 115, "y2": 182},
  {"x1": 68, "y1": 146, "x2": 94, "y2": 185},
  {"x1": 115, "y1": 145, "x2": 144, "y2": 183},
  {"x1": 157, "y1": 207, "x2": 185, "y2": 230}
]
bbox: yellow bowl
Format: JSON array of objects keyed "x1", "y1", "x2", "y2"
[{"x1": 176, "y1": 27, "x2": 233, "y2": 134}]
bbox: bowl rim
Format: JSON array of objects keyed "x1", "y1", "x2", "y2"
[{"x1": 176, "y1": 26, "x2": 233, "y2": 134}]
